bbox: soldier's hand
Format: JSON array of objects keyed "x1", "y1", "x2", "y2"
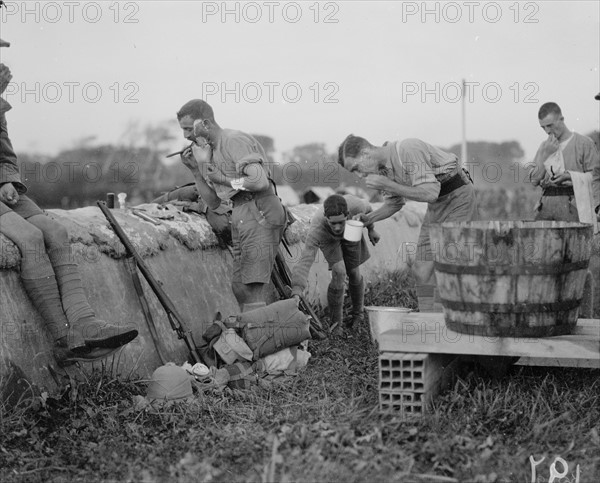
[
  {"x1": 0, "y1": 182, "x2": 19, "y2": 205},
  {"x1": 548, "y1": 170, "x2": 572, "y2": 187},
  {"x1": 206, "y1": 207, "x2": 231, "y2": 237},
  {"x1": 352, "y1": 213, "x2": 370, "y2": 224},
  {"x1": 191, "y1": 137, "x2": 212, "y2": 165},
  {"x1": 365, "y1": 174, "x2": 393, "y2": 191},
  {"x1": 0, "y1": 64, "x2": 13, "y2": 95},
  {"x1": 180, "y1": 144, "x2": 199, "y2": 173},
  {"x1": 292, "y1": 295, "x2": 300, "y2": 307},
  {"x1": 368, "y1": 228, "x2": 381, "y2": 246},
  {"x1": 540, "y1": 134, "x2": 559, "y2": 159}
]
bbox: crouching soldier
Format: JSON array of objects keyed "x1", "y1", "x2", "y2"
[{"x1": 290, "y1": 194, "x2": 380, "y2": 332}]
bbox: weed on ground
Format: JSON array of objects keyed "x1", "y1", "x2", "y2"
[{"x1": 1, "y1": 270, "x2": 598, "y2": 483}]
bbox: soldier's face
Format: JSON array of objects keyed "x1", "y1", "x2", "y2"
[
  {"x1": 179, "y1": 115, "x2": 195, "y2": 141},
  {"x1": 344, "y1": 151, "x2": 379, "y2": 179},
  {"x1": 539, "y1": 113, "x2": 565, "y2": 138},
  {"x1": 326, "y1": 214, "x2": 347, "y2": 235}
]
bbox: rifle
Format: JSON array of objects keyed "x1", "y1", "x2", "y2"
[
  {"x1": 124, "y1": 256, "x2": 167, "y2": 365},
  {"x1": 97, "y1": 201, "x2": 202, "y2": 364}
]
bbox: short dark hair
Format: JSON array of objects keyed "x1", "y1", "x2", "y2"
[
  {"x1": 337, "y1": 134, "x2": 373, "y2": 167},
  {"x1": 177, "y1": 99, "x2": 215, "y2": 122},
  {"x1": 538, "y1": 102, "x2": 562, "y2": 120},
  {"x1": 323, "y1": 194, "x2": 348, "y2": 218}
]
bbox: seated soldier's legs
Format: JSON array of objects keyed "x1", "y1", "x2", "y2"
[
  {"x1": 2, "y1": 206, "x2": 137, "y2": 358},
  {"x1": 27, "y1": 213, "x2": 138, "y2": 349},
  {"x1": 26, "y1": 213, "x2": 68, "y2": 247},
  {"x1": 27, "y1": 213, "x2": 95, "y2": 325},
  {"x1": 0, "y1": 211, "x2": 78, "y2": 349},
  {"x1": 26, "y1": 214, "x2": 138, "y2": 348}
]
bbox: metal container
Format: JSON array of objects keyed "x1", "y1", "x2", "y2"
[
  {"x1": 343, "y1": 220, "x2": 364, "y2": 242},
  {"x1": 365, "y1": 306, "x2": 413, "y2": 342},
  {"x1": 106, "y1": 193, "x2": 115, "y2": 209}
]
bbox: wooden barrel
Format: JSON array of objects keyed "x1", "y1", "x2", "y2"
[{"x1": 429, "y1": 221, "x2": 593, "y2": 337}]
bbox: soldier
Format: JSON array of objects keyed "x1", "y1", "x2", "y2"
[
  {"x1": 290, "y1": 194, "x2": 380, "y2": 331},
  {"x1": 529, "y1": 102, "x2": 599, "y2": 223},
  {"x1": 176, "y1": 99, "x2": 287, "y2": 310},
  {"x1": 338, "y1": 135, "x2": 478, "y2": 312},
  {"x1": 0, "y1": 36, "x2": 138, "y2": 366}
]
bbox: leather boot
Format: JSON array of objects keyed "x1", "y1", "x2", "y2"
[
  {"x1": 74, "y1": 316, "x2": 138, "y2": 349},
  {"x1": 347, "y1": 277, "x2": 365, "y2": 328},
  {"x1": 54, "y1": 341, "x2": 121, "y2": 368}
]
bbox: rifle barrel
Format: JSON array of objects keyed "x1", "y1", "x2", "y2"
[{"x1": 96, "y1": 201, "x2": 201, "y2": 363}]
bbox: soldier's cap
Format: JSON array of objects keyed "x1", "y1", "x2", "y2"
[
  {"x1": 595, "y1": 92, "x2": 600, "y2": 101},
  {"x1": 146, "y1": 363, "x2": 193, "y2": 402}
]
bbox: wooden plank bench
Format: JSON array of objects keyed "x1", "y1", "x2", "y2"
[
  {"x1": 375, "y1": 315, "x2": 599, "y2": 416},
  {"x1": 377, "y1": 315, "x2": 599, "y2": 368}
]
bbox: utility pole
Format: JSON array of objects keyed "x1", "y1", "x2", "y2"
[{"x1": 461, "y1": 78, "x2": 468, "y2": 166}]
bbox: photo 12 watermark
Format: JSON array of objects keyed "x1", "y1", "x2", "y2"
[
  {"x1": 199, "y1": 1, "x2": 340, "y2": 24},
  {"x1": 401, "y1": 81, "x2": 540, "y2": 104},
  {"x1": 20, "y1": 160, "x2": 140, "y2": 185},
  {"x1": 0, "y1": 1, "x2": 140, "y2": 24},
  {"x1": 1, "y1": 240, "x2": 105, "y2": 268},
  {"x1": 3, "y1": 81, "x2": 140, "y2": 104},
  {"x1": 464, "y1": 160, "x2": 539, "y2": 185},
  {"x1": 529, "y1": 454, "x2": 581, "y2": 483},
  {"x1": 201, "y1": 81, "x2": 340, "y2": 104},
  {"x1": 398, "y1": 321, "x2": 541, "y2": 345},
  {"x1": 400, "y1": 1, "x2": 540, "y2": 24},
  {"x1": 398, "y1": 239, "x2": 548, "y2": 266},
  {"x1": 277, "y1": 159, "x2": 340, "y2": 185}
]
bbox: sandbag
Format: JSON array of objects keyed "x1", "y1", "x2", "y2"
[{"x1": 226, "y1": 299, "x2": 311, "y2": 360}]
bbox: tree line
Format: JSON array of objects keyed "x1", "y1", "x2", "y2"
[{"x1": 14, "y1": 128, "x2": 599, "y2": 222}]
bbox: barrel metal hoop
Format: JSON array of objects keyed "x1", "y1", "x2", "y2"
[
  {"x1": 434, "y1": 260, "x2": 589, "y2": 276},
  {"x1": 441, "y1": 298, "x2": 582, "y2": 313}
]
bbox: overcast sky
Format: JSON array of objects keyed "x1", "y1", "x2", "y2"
[{"x1": 1, "y1": 0, "x2": 598, "y2": 162}]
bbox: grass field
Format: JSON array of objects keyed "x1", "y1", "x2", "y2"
[{"x1": 1, "y1": 271, "x2": 599, "y2": 483}]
